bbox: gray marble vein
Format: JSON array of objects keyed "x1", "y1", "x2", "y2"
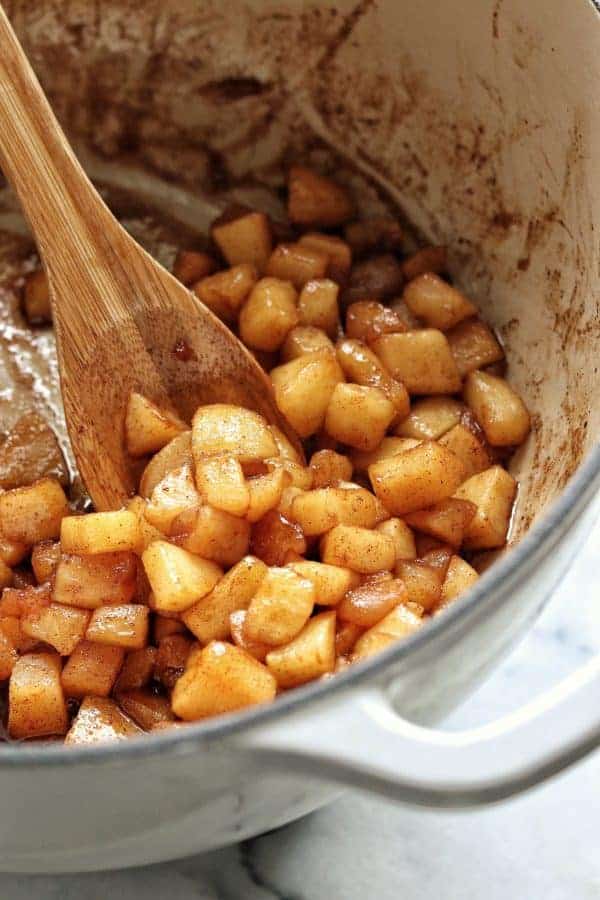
[{"x1": 3, "y1": 493, "x2": 600, "y2": 899}]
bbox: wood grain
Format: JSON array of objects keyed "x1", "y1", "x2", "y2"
[{"x1": 0, "y1": 5, "x2": 299, "y2": 510}]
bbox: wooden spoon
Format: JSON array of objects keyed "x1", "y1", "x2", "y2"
[{"x1": 0, "y1": 6, "x2": 299, "y2": 510}]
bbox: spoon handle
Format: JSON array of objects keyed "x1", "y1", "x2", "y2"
[{"x1": 0, "y1": 5, "x2": 114, "y2": 270}]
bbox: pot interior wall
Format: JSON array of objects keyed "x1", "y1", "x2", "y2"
[{"x1": 1, "y1": 0, "x2": 599, "y2": 542}]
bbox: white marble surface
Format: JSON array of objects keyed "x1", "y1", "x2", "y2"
[{"x1": 5, "y1": 495, "x2": 600, "y2": 899}]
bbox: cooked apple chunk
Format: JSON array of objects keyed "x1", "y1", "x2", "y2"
[
  {"x1": 53, "y1": 551, "x2": 137, "y2": 609},
  {"x1": 142, "y1": 541, "x2": 222, "y2": 614},
  {"x1": 244, "y1": 566, "x2": 315, "y2": 646},
  {"x1": 229, "y1": 609, "x2": 271, "y2": 661},
  {"x1": 291, "y1": 486, "x2": 379, "y2": 536},
  {"x1": 309, "y1": 449, "x2": 353, "y2": 488},
  {"x1": 193, "y1": 263, "x2": 257, "y2": 322},
  {"x1": 281, "y1": 325, "x2": 335, "y2": 362},
  {"x1": 438, "y1": 423, "x2": 491, "y2": 479},
  {"x1": 113, "y1": 646, "x2": 157, "y2": 694},
  {"x1": 65, "y1": 696, "x2": 141, "y2": 744},
  {"x1": 324, "y1": 383, "x2": 395, "y2": 451},
  {"x1": 266, "y1": 242, "x2": 329, "y2": 289},
  {"x1": 353, "y1": 604, "x2": 423, "y2": 660},
  {"x1": 375, "y1": 517, "x2": 416, "y2": 562},
  {"x1": 144, "y1": 464, "x2": 200, "y2": 534},
  {"x1": 297, "y1": 279, "x2": 339, "y2": 337},
  {"x1": 270, "y1": 351, "x2": 344, "y2": 438},
  {"x1": 172, "y1": 249, "x2": 216, "y2": 286},
  {"x1": 9, "y1": 652, "x2": 68, "y2": 739},
  {"x1": 139, "y1": 431, "x2": 193, "y2": 498},
  {"x1": 403, "y1": 273, "x2": 477, "y2": 331},
  {"x1": 337, "y1": 575, "x2": 408, "y2": 628},
  {"x1": 192, "y1": 404, "x2": 277, "y2": 463},
  {"x1": 372, "y1": 330, "x2": 461, "y2": 395},
  {"x1": 351, "y1": 436, "x2": 420, "y2": 474},
  {"x1": 250, "y1": 509, "x2": 307, "y2": 565},
  {"x1": 0, "y1": 478, "x2": 69, "y2": 544},
  {"x1": 22, "y1": 603, "x2": 90, "y2": 655},
  {"x1": 297, "y1": 233, "x2": 352, "y2": 283},
  {"x1": 463, "y1": 370, "x2": 531, "y2": 446},
  {"x1": 212, "y1": 210, "x2": 272, "y2": 271},
  {"x1": 239, "y1": 277, "x2": 298, "y2": 352},
  {"x1": 0, "y1": 630, "x2": 18, "y2": 680},
  {"x1": 439, "y1": 555, "x2": 479, "y2": 607},
  {"x1": 61, "y1": 641, "x2": 125, "y2": 698},
  {"x1": 246, "y1": 468, "x2": 287, "y2": 523},
  {"x1": 182, "y1": 555, "x2": 267, "y2": 643},
  {"x1": 396, "y1": 396, "x2": 463, "y2": 441},
  {"x1": 288, "y1": 560, "x2": 359, "y2": 606},
  {"x1": 446, "y1": 317, "x2": 504, "y2": 377},
  {"x1": 369, "y1": 441, "x2": 465, "y2": 515},
  {"x1": 174, "y1": 504, "x2": 250, "y2": 567},
  {"x1": 86, "y1": 604, "x2": 149, "y2": 650},
  {"x1": 404, "y1": 498, "x2": 477, "y2": 548},
  {"x1": 395, "y1": 560, "x2": 445, "y2": 612},
  {"x1": 321, "y1": 525, "x2": 395, "y2": 574},
  {"x1": 31, "y1": 540, "x2": 61, "y2": 584},
  {"x1": 266, "y1": 611, "x2": 336, "y2": 688},
  {"x1": 336, "y1": 338, "x2": 410, "y2": 421},
  {"x1": 172, "y1": 641, "x2": 277, "y2": 720},
  {"x1": 454, "y1": 465, "x2": 517, "y2": 549},
  {"x1": 61, "y1": 510, "x2": 141, "y2": 555},
  {"x1": 125, "y1": 393, "x2": 187, "y2": 458},
  {"x1": 287, "y1": 165, "x2": 353, "y2": 228},
  {"x1": 195, "y1": 454, "x2": 250, "y2": 517}
]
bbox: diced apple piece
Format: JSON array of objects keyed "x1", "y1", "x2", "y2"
[
  {"x1": 297, "y1": 279, "x2": 339, "y2": 338},
  {"x1": 321, "y1": 525, "x2": 395, "y2": 574},
  {"x1": 298, "y1": 233, "x2": 352, "y2": 283},
  {"x1": 173, "y1": 504, "x2": 250, "y2": 567},
  {"x1": 337, "y1": 574, "x2": 408, "y2": 627},
  {"x1": 266, "y1": 611, "x2": 336, "y2": 688},
  {"x1": 324, "y1": 383, "x2": 395, "y2": 452},
  {"x1": 22, "y1": 267, "x2": 51, "y2": 324},
  {"x1": 53, "y1": 551, "x2": 137, "y2": 609},
  {"x1": 336, "y1": 338, "x2": 410, "y2": 421},
  {"x1": 266, "y1": 243, "x2": 329, "y2": 289},
  {"x1": 265, "y1": 458, "x2": 312, "y2": 491},
  {"x1": 247, "y1": 468, "x2": 287, "y2": 523},
  {"x1": 369, "y1": 441, "x2": 465, "y2": 515},
  {"x1": 335, "y1": 621, "x2": 364, "y2": 657},
  {"x1": 351, "y1": 436, "x2": 421, "y2": 474},
  {"x1": 244, "y1": 567, "x2": 315, "y2": 645},
  {"x1": 353, "y1": 604, "x2": 422, "y2": 660},
  {"x1": 291, "y1": 485, "x2": 379, "y2": 536},
  {"x1": 309, "y1": 449, "x2": 353, "y2": 488},
  {"x1": 372, "y1": 330, "x2": 461, "y2": 394},
  {"x1": 127, "y1": 497, "x2": 164, "y2": 551},
  {"x1": 31, "y1": 540, "x2": 60, "y2": 584},
  {"x1": 114, "y1": 646, "x2": 157, "y2": 694},
  {"x1": 439, "y1": 555, "x2": 479, "y2": 608},
  {"x1": 395, "y1": 560, "x2": 444, "y2": 612},
  {"x1": 172, "y1": 640, "x2": 277, "y2": 720},
  {"x1": 0, "y1": 532, "x2": 28, "y2": 566},
  {"x1": 142, "y1": 541, "x2": 222, "y2": 614},
  {"x1": 0, "y1": 630, "x2": 17, "y2": 680},
  {"x1": 239, "y1": 277, "x2": 298, "y2": 351},
  {"x1": 404, "y1": 498, "x2": 477, "y2": 548},
  {"x1": 21, "y1": 602, "x2": 90, "y2": 655},
  {"x1": 61, "y1": 510, "x2": 141, "y2": 555},
  {"x1": 446, "y1": 317, "x2": 504, "y2": 377},
  {"x1": 0, "y1": 478, "x2": 69, "y2": 545},
  {"x1": 375, "y1": 517, "x2": 416, "y2": 561},
  {"x1": 196, "y1": 454, "x2": 250, "y2": 517},
  {"x1": 454, "y1": 465, "x2": 517, "y2": 549},
  {"x1": 229, "y1": 609, "x2": 271, "y2": 661},
  {"x1": 396, "y1": 396, "x2": 463, "y2": 440},
  {"x1": 193, "y1": 263, "x2": 257, "y2": 322},
  {"x1": 182, "y1": 555, "x2": 267, "y2": 643},
  {"x1": 85, "y1": 603, "x2": 149, "y2": 650},
  {"x1": 61, "y1": 640, "x2": 125, "y2": 698},
  {"x1": 345, "y1": 300, "x2": 406, "y2": 344},
  {"x1": 0, "y1": 558, "x2": 12, "y2": 590},
  {"x1": 153, "y1": 634, "x2": 193, "y2": 690},
  {"x1": 119, "y1": 689, "x2": 176, "y2": 731},
  {"x1": 439, "y1": 423, "x2": 491, "y2": 479},
  {"x1": 250, "y1": 509, "x2": 307, "y2": 566},
  {"x1": 212, "y1": 210, "x2": 272, "y2": 271},
  {"x1": 144, "y1": 464, "x2": 200, "y2": 535},
  {"x1": 270, "y1": 425, "x2": 305, "y2": 466},
  {"x1": 288, "y1": 560, "x2": 359, "y2": 606},
  {"x1": 65, "y1": 696, "x2": 141, "y2": 744},
  {"x1": 172, "y1": 249, "x2": 216, "y2": 286},
  {"x1": 192, "y1": 404, "x2": 277, "y2": 463},
  {"x1": 139, "y1": 431, "x2": 193, "y2": 498},
  {"x1": 270, "y1": 351, "x2": 344, "y2": 438},
  {"x1": 463, "y1": 370, "x2": 530, "y2": 447},
  {"x1": 281, "y1": 325, "x2": 335, "y2": 362},
  {"x1": 125, "y1": 392, "x2": 186, "y2": 458},
  {"x1": 403, "y1": 273, "x2": 477, "y2": 331},
  {"x1": 288, "y1": 166, "x2": 353, "y2": 228},
  {"x1": 9, "y1": 653, "x2": 68, "y2": 739}
]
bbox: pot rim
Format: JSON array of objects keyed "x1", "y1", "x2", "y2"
[
  {"x1": 2, "y1": 435, "x2": 599, "y2": 767},
  {"x1": 2, "y1": 0, "x2": 599, "y2": 768}
]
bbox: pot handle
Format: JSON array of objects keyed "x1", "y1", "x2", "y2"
[{"x1": 240, "y1": 653, "x2": 600, "y2": 806}]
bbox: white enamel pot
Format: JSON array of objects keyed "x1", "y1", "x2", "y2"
[{"x1": 1, "y1": 0, "x2": 600, "y2": 873}]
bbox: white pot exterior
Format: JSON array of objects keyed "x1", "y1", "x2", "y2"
[{"x1": 0, "y1": 0, "x2": 599, "y2": 872}]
